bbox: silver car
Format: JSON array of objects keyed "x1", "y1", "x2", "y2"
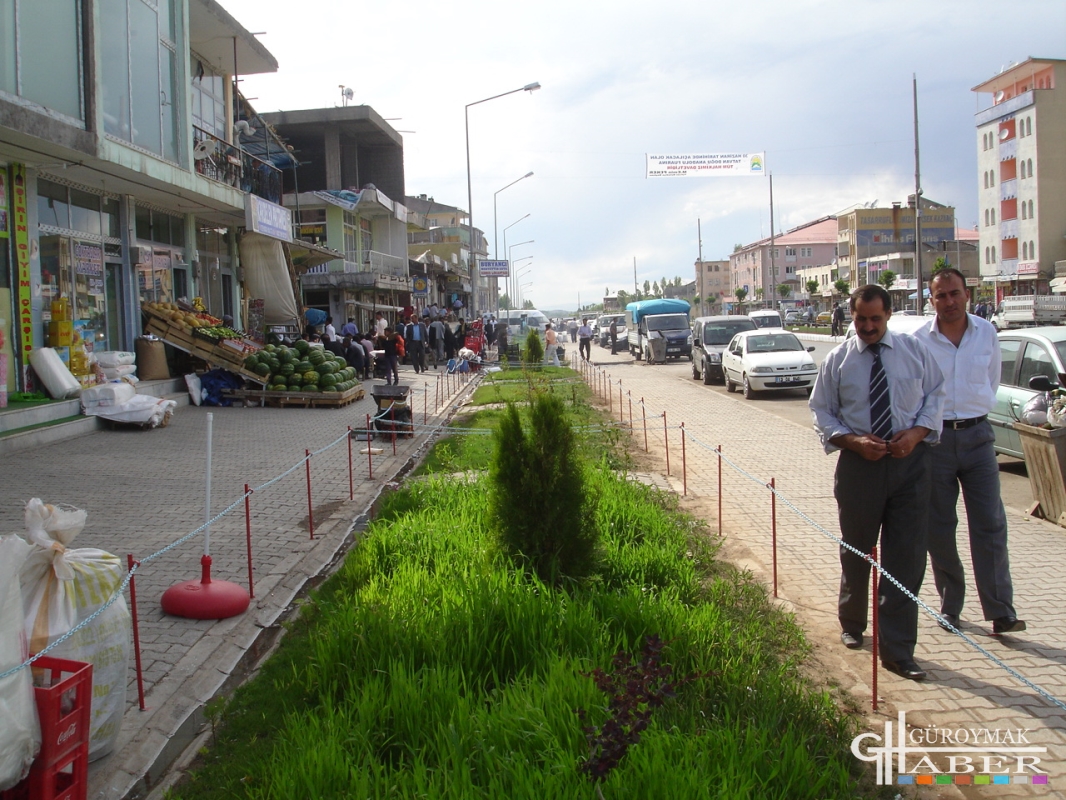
[{"x1": 991, "y1": 327, "x2": 1066, "y2": 459}]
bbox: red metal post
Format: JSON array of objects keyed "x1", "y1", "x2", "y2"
[
  {"x1": 770, "y1": 478, "x2": 777, "y2": 598},
  {"x1": 871, "y1": 546, "x2": 879, "y2": 711},
  {"x1": 126, "y1": 554, "x2": 146, "y2": 711},
  {"x1": 366, "y1": 413, "x2": 373, "y2": 479},
  {"x1": 717, "y1": 445, "x2": 723, "y2": 536},
  {"x1": 681, "y1": 423, "x2": 687, "y2": 496},
  {"x1": 618, "y1": 381, "x2": 623, "y2": 423},
  {"x1": 244, "y1": 484, "x2": 254, "y2": 598},
  {"x1": 607, "y1": 373, "x2": 612, "y2": 412},
  {"x1": 424, "y1": 382, "x2": 428, "y2": 425},
  {"x1": 628, "y1": 392, "x2": 633, "y2": 430},
  {"x1": 663, "y1": 411, "x2": 670, "y2": 475},
  {"x1": 642, "y1": 398, "x2": 648, "y2": 452},
  {"x1": 390, "y1": 405, "x2": 397, "y2": 455},
  {"x1": 346, "y1": 428, "x2": 353, "y2": 501},
  {"x1": 305, "y1": 450, "x2": 315, "y2": 539}
]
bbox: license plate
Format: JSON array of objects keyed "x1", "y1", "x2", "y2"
[
  {"x1": 666, "y1": 347, "x2": 680, "y2": 353},
  {"x1": 776, "y1": 376, "x2": 801, "y2": 384}
]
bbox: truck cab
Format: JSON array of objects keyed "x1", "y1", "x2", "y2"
[{"x1": 625, "y1": 299, "x2": 692, "y2": 362}]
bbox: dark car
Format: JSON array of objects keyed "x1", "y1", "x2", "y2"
[{"x1": 690, "y1": 315, "x2": 757, "y2": 384}]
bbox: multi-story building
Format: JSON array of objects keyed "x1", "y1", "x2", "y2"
[
  {"x1": 973, "y1": 58, "x2": 1066, "y2": 301},
  {"x1": 730, "y1": 216, "x2": 837, "y2": 307},
  {"x1": 0, "y1": 0, "x2": 299, "y2": 394},
  {"x1": 405, "y1": 194, "x2": 487, "y2": 316},
  {"x1": 694, "y1": 259, "x2": 730, "y2": 316},
  {"x1": 795, "y1": 262, "x2": 840, "y2": 313}
]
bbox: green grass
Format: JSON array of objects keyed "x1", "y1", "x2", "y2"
[{"x1": 170, "y1": 467, "x2": 866, "y2": 800}]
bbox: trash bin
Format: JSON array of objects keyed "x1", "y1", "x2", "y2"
[
  {"x1": 1014, "y1": 421, "x2": 1066, "y2": 526},
  {"x1": 648, "y1": 337, "x2": 667, "y2": 364}
]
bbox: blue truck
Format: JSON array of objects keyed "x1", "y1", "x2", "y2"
[{"x1": 625, "y1": 299, "x2": 692, "y2": 362}]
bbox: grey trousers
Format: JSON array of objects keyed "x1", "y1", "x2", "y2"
[
  {"x1": 836, "y1": 445, "x2": 930, "y2": 663},
  {"x1": 928, "y1": 421, "x2": 1016, "y2": 621}
]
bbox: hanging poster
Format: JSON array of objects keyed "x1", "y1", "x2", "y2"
[
  {"x1": 74, "y1": 243, "x2": 103, "y2": 276},
  {"x1": 646, "y1": 152, "x2": 766, "y2": 178},
  {"x1": 0, "y1": 171, "x2": 8, "y2": 234},
  {"x1": 13, "y1": 165, "x2": 33, "y2": 374}
]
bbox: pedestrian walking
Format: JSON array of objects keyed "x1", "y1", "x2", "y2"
[
  {"x1": 380, "y1": 328, "x2": 400, "y2": 385},
  {"x1": 809, "y1": 284, "x2": 945, "y2": 681},
  {"x1": 496, "y1": 320, "x2": 509, "y2": 361},
  {"x1": 404, "y1": 317, "x2": 429, "y2": 374},
  {"x1": 578, "y1": 318, "x2": 593, "y2": 361},
  {"x1": 609, "y1": 318, "x2": 619, "y2": 354},
  {"x1": 324, "y1": 316, "x2": 336, "y2": 342},
  {"x1": 915, "y1": 268, "x2": 1025, "y2": 636},
  {"x1": 374, "y1": 311, "x2": 387, "y2": 338},
  {"x1": 831, "y1": 304, "x2": 845, "y2": 337},
  {"x1": 568, "y1": 318, "x2": 578, "y2": 343},
  {"x1": 429, "y1": 317, "x2": 445, "y2": 368},
  {"x1": 443, "y1": 320, "x2": 457, "y2": 361},
  {"x1": 359, "y1": 333, "x2": 376, "y2": 380},
  {"x1": 544, "y1": 323, "x2": 560, "y2": 367}
]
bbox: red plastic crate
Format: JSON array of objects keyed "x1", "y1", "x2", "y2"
[{"x1": 0, "y1": 656, "x2": 91, "y2": 800}]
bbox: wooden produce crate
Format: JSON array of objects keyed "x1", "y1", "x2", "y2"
[
  {"x1": 143, "y1": 316, "x2": 265, "y2": 385},
  {"x1": 225, "y1": 384, "x2": 366, "y2": 409},
  {"x1": 1014, "y1": 422, "x2": 1066, "y2": 527}
]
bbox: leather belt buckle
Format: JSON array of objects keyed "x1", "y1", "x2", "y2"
[{"x1": 944, "y1": 416, "x2": 986, "y2": 430}]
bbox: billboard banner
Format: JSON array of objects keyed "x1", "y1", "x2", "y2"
[
  {"x1": 646, "y1": 152, "x2": 765, "y2": 178},
  {"x1": 478, "y1": 259, "x2": 509, "y2": 277}
]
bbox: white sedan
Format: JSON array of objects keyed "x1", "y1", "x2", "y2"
[{"x1": 721, "y1": 330, "x2": 818, "y2": 399}]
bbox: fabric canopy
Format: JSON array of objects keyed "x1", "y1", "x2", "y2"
[{"x1": 239, "y1": 233, "x2": 300, "y2": 325}]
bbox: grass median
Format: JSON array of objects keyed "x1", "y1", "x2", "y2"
[{"x1": 169, "y1": 365, "x2": 870, "y2": 799}]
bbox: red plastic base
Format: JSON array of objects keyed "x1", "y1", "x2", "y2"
[{"x1": 160, "y1": 555, "x2": 250, "y2": 619}]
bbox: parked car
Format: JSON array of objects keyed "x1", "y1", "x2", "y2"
[
  {"x1": 816, "y1": 311, "x2": 833, "y2": 325},
  {"x1": 690, "y1": 315, "x2": 757, "y2": 384},
  {"x1": 844, "y1": 314, "x2": 932, "y2": 340},
  {"x1": 991, "y1": 326, "x2": 1066, "y2": 459},
  {"x1": 784, "y1": 309, "x2": 803, "y2": 325},
  {"x1": 721, "y1": 330, "x2": 818, "y2": 398},
  {"x1": 748, "y1": 308, "x2": 784, "y2": 329},
  {"x1": 596, "y1": 314, "x2": 627, "y2": 348}
]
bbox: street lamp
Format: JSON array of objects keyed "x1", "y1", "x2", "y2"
[
  {"x1": 520, "y1": 281, "x2": 533, "y2": 310},
  {"x1": 508, "y1": 239, "x2": 533, "y2": 311},
  {"x1": 494, "y1": 172, "x2": 534, "y2": 258},
  {"x1": 465, "y1": 82, "x2": 541, "y2": 316}
]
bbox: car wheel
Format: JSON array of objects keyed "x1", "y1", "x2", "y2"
[
  {"x1": 743, "y1": 376, "x2": 756, "y2": 399},
  {"x1": 634, "y1": 346, "x2": 642, "y2": 361},
  {"x1": 703, "y1": 365, "x2": 713, "y2": 385},
  {"x1": 692, "y1": 361, "x2": 700, "y2": 380},
  {"x1": 725, "y1": 375, "x2": 736, "y2": 393}
]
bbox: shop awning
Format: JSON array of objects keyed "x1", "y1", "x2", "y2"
[
  {"x1": 286, "y1": 240, "x2": 343, "y2": 273},
  {"x1": 239, "y1": 233, "x2": 300, "y2": 325}
]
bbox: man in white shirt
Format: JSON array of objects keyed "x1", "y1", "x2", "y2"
[
  {"x1": 374, "y1": 312, "x2": 387, "y2": 338},
  {"x1": 577, "y1": 319, "x2": 593, "y2": 361},
  {"x1": 916, "y1": 268, "x2": 1024, "y2": 636},
  {"x1": 324, "y1": 316, "x2": 336, "y2": 342},
  {"x1": 810, "y1": 285, "x2": 945, "y2": 681}
]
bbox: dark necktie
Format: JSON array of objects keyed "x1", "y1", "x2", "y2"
[{"x1": 868, "y1": 342, "x2": 892, "y2": 440}]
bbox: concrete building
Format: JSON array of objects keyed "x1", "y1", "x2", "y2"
[
  {"x1": 730, "y1": 216, "x2": 837, "y2": 308},
  {"x1": 405, "y1": 194, "x2": 487, "y2": 317},
  {"x1": 973, "y1": 58, "x2": 1066, "y2": 301},
  {"x1": 0, "y1": 0, "x2": 298, "y2": 394},
  {"x1": 795, "y1": 263, "x2": 840, "y2": 313},
  {"x1": 694, "y1": 259, "x2": 730, "y2": 316}
]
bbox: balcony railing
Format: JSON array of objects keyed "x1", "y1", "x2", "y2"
[
  {"x1": 192, "y1": 126, "x2": 282, "y2": 204},
  {"x1": 343, "y1": 250, "x2": 408, "y2": 277}
]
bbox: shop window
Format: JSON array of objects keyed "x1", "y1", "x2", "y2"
[
  {"x1": 70, "y1": 189, "x2": 101, "y2": 235},
  {"x1": 1022, "y1": 242, "x2": 1028, "y2": 260},
  {"x1": 2, "y1": 0, "x2": 83, "y2": 121},
  {"x1": 103, "y1": 198, "x2": 121, "y2": 238},
  {"x1": 173, "y1": 266, "x2": 188, "y2": 302},
  {"x1": 37, "y1": 180, "x2": 70, "y2": 229},
  {"x1": 191, "y1": 57, "x2": 228, "y2": 140},
  {"x1": 1030, "y1": 241, "x2": 1035, "y2": 260},
  {"x1": 991, "y1": 246, "x2": 997, "y2": 263}
]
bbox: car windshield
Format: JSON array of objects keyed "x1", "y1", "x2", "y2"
[
  {"x1": 745, "y1": 334, "x2": 803, "y2": 353},
  {"x1": 751, "y1": 314, "x2": 783, "y2": 329},
  {"x1": 646, "y1": 314, "x2": 689, "y2": 332},
  {"x1": 705, "y1": 321, "x2": 755, "y2": 345}
]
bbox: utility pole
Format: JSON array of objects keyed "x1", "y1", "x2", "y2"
[
  {"x1": 633, "y1": 256, "x2": 638, "y2": 296},
  {"x1": 913, "y1": 74, "x2": 924, "y2": 314},
  {"x1": 768, "y1": 172, "x2": 776, "y2": 310}
]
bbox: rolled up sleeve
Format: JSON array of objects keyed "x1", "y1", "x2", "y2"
[{"x1": 809, "y1": 354, "x2": 851, "y2": 453}]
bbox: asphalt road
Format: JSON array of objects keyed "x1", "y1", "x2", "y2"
[{"x1": 599, "y1": 341, "x2": 1035, "y2": 514}]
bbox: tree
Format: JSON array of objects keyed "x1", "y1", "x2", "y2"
[
  {"x1": 833, "y1": 279, "x2": 850, "y2": 297},
  {"x1": 617, "y1": 289, "x2": 629, "y2": 306},
  {"x1": 931, "y1": 257, "x2": 951, "y2": 275},
  {"x1": 805, "y1": 279, "x2": 820, "y2": 297},
  {"x1": 652, "y1": 281, "x2": 660, "y2": 297},
  {"x1": 733, "y1": 243, "x2": 744, "y2": 253},
  {"x1": 777, "y1": 284, "x2": 791, "y2": 299},
  {"x1": 877, "y1": 270, "x2": 897, "y2": 291},
  {"x1": 660, "y1": 277, "x2": 668, "y2": 294},
  {"x1": 499, "y1": 292, "x2": 512, "y2": 308},
  {"x1": 754, "y1": 287, "x2": 764, "y2": 301},
  {"x1": 522, "y1": 298, "x2": 534, "y2": 309},
  {"x1": 673, "y1": 276, "x2": 683, "y2": 286},
  {"x1": 643, "y1": 280, "x2": 651, "y2": 296},
  {"x1": 734, "y1": 287, "x2": 748, "y2": 306}
]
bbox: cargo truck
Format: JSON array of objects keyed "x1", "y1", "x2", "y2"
[
  {"x1": 625, "y1": 299, "x2": 692, "y2": 362},
  {"x1": 992, "y1": 296, "x2": 1066, "y2": 330}
]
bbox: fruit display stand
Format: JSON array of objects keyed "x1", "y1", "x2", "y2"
[
  {"x1": 1014, "y1": 422, "x2": 1066, "y2": 527},
  {"x1": 141, "y1": 305, "x2": 266, "y2": 385},
  {"x1": 225, "y1": 383, "x2": 366, "y2": 409},
  {"x1": 223, "y1": 340, "x2": 366, "y2": 409}
]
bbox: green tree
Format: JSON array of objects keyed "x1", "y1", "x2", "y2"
[
  {"x1": 733, "y1": 243, "x2": 744, "y2": 253},
  {"x1": 617, "y1": 289, "x2": 629, "y2": 306},
  {"x1": 734, "y1": 287, "x2": 748, "y2": 306},
  {"x1": 522, "y1": 298, "x2": 534, "y2": 309},
  {"x1": 805, "y1": 279, "x2": 820, "y2": 297},
  {"x1": 660, "y1": 277, "x2": 668, "y2": 294},
  {"x1": 522, "y1": 328, "x2": 543, "y2": 366},
  {"x1": 652, "y1": 281, "x2": 660, "y2": 297},
  {"x1": 833, "y1": 279, "x2": 850, "y2": 297},
  {"x1": 754, "y1": 287, "x2": 764, "y2": 301},
  {"x1": 489, "y1": 392, "x2": 597, "y2": 584},
  {"x1": 931, "y1": 257, "x2": 951, "y2": 275},
  {"x1": 777, "y1": 284, "x2": 791, "y2": 299},
  {"x1": 643, "y1": 280, "x2": 651, "y2": 296},
  {"x1": 877, "y1": 270, "x2": 897, "y2": 291},
  {"x1": 499, "y1": 292, "x2": 512, "y2": 308}
]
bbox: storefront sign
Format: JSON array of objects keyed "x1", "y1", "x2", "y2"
[
  {"x1": 411, "y1": 276, "x2": 429, "y2": 296},
  {"x1": 646, "y1": 152, "x2": 765, "y2": 178},
  {"x1": 0, "y1": 171, "x2": 8, "y2": 233},
  {"x1": 1017, "y1": 261, "x2": 1040, "y2": 276},
  {"x1": 74, "y1": 243, "x2": 103, "y2": 276},
  {"x1": 245, "y1": 195, "x2": 293, "y2": 242},
  {"x1": 12, "y1": 164, "x2": 33, "y2": 372},
  {"x1": 478, "y1": 259, "x2": 509, "y2": 277},
  {"x1": 965, "y1": 277, "x2": 980, "y2": 286}
]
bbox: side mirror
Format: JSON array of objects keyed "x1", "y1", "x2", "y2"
[
  {"x1": 807, "y1": 346, "x2": 816, "y2": 352},
  {"x1": 1029, "y1": 375, "x2": 1059, "y2": 392}
]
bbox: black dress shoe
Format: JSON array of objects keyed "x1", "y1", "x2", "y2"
[
  {"x1": 938, "y1": 613, "x2": 960, "y2": 632},
  {"x1": 840, "y1": 631, "x2": 863, "y2": 649},
  {"x1": 882, "y1": 660, "x2": 927, "y2": 681},
  {"x1": 992, "y1": 616, "x2": 1027, "y2": 634}
]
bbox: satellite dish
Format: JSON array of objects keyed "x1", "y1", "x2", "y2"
[
  {"x1": 343, "y1": 88, "x2": 354, "y2": 101},
  {"x1": 999, "y1": 128, "x2": 1010, "y2": 141},
  {"x1": 995, "y1": 90, "x2": 1005, "y2": 102},
  {"x1": 193, "y1": 139, "x2": 215, "y2": 161}
]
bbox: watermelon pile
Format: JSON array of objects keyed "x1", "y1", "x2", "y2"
[{"x1": 242, "y1": 341, "x2": 360, "y2": 394}]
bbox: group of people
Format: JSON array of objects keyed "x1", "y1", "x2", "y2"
[{"x1": 810, "y1": 269, "x2": 1024, "y2": 682}]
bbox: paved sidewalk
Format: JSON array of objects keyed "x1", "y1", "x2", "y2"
[
  {"x1": 577, "y1": 349, "x2": 1066, "y2": 798},
  {"x1": 0, "y1": 364, "x2": 478, "y2": 800}
]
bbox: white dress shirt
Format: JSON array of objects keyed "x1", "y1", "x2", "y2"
[
  {"x1": 915, "y1": 314, "x2": 999, "y2": 420},
  {"x1": 809, "y1": 329, "x2": 945, "y2": 454}
]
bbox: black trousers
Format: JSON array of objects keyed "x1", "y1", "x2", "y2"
[
  {"x1": 579, "y1": 337, "x2": 591, "y2": 360},
  {"x1": 835, "y1": 444, "x2": 930, "y2": 663}
]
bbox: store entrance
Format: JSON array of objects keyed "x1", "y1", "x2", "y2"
[{"x1": 104, "y1": 262, "x2": 123, "y2": 351}]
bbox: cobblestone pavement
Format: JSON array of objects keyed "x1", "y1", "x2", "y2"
[
  {"x1": 574, "y1": 348, "x2": 1066, "y2": 798},
  {"x1": 0, "y1": 365, "x2": 478, "y2": 800}
]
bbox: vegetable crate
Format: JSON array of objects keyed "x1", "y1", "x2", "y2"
[{"x1": 1, "y1": 657, "x2": 93, "y2": 800}]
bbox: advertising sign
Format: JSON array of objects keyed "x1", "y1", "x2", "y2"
[
  {"x1": 478, "y1": 259, "x2": 509, "y2": 277},
  {"x1": 13, "y1": 164, "x2": 33, "y2": 375},
  {"x1": 1017, "y1": 261, "x2": 1040, "y2": 276},
  {"x1": 74, "y1": 243, "x2": 103, "y2": 276},
  {"x1": 0, "y1": 171, "x2": 7, "y2": 234},
  {"x1": 245, "y1": 194, "x2": 294, "y2": 242},
  {"x1": 646, "y1": 152, "x2": 765, "y2": 178},
  {"x1": 412, "y1": 275, "x2": 429, "y2": 296}
]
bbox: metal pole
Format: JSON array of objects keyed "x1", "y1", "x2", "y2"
[
  {"x1": 127, "y1": 554, "x2": 146, "y2": 711},
  {"x1": 628, "y1": 392, "x2": 633, "y2": 430},
  {"x1": 769, "y1": 171, "x2": 776, "y2": 311},
  {"x1": 697, "y1": 218, "x2": 704, "y2": 317},
  {"x1": 871, "y1": 546, "x2": 879, "y2": 712},
  {"x1": 663, "y1": 411, "x2": 670, "y2": 475},
  {"x1": 347, "y1": 427, "x2": 353, "y2": 501},
  {"x1": 204, "y1": 412, "x2": 213, "y2": 555},
  {"x1": 391, "y1": 405, "x2": 397, "y2": 455},
  {"x1": 244, "y1": 484, "x2": 254, "y2": 597},
  {"x1": 618, "y1": 380, "x2": 623, "y2": 423},
  {"x1": 305, "y1": 449, "x2": 314, "y2": 539},
  {"x1": 366, "y1": 413, "x2": 373, "y2": 479},
  {"x1": 770, "y1": 478, "x2": 777, "y2": 598},
  {"x1": 913, "y1": 74, "x2": 924, "y2": 315},
  {"x1": 717, "y1": 445, "x2": 723, "y2": 536},
  {"x1": 681, "y1": 423, "x2": 687, "y2": 496},
  {"x1": 642, "y1": 398, "x2": 648, "y2": 452}
]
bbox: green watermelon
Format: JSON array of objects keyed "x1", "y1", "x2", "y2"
[
  {"x1": 280, "y1": 363, "x2": 295, "y2": 377},
  {"x1": 255, "y1": 362, "x2": 271, "y2": 377},
  {"x1": 296, "y1": 360, "x2": 313, "y2": 373},
  {"x1": 320, "y1": 373, "x2": 337, "y2": 389},
  {"x1": 243, "y1": 354, "x2": 259, "y2": 370},
  {"x1": 294, "y1": 339, "x2": 310, "y2": 355},
  {"x1": 308, "y1": 349, "x2": 326, "y2": 366},
  {"x1": 302, "y1": 371, "x2": 319, "y2": 386},
  {"x1": 278, "y1": 348, "x2": 295, "y2": 364},
  {"x1": 287, "y1": 374, "x2": 303, "y2": 387},
  {"x1": 303, "y1": 385, "x2": 319, "y2": 393}
]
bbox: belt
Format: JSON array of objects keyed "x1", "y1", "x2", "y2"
[{"x1": 943, "y1": 415, "x2": 987, "y2": 430}]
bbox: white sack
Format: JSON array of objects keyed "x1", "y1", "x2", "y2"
[
  {"x1": 93, "y1": 351, "x2": 136, "y2": 368},
  {"x1": 28, "y1": 348, "x2": 80, "y2": 399},
  {"x1": 83, "y1": 394, "x2": 176, "y2": 428},
  {"x1": 100, "y1": 365, "x2": 137, "y2": 380},
  {"x1": 80, "y1": 382, "x2": 137, "y2": 411},
  {"x1": 0, "y1": 534, "x2": 39, "y2": 790},
  {"x1": 19, "y1": 499, "x2": 130, "y2": 760}
]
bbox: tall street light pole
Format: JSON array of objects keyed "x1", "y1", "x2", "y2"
[
  {"x1": 502, "y1": 212, "x2": 531, "y2": 308},
  {"x1": 508, "y1": 240, "x2": 534, "y2": 311},
  {"x1": 494, "y1": 172, "x2": 534, "y2": 258},
  {"x1": 465, "y1": 82, "x2": 540, "y2": 317}
]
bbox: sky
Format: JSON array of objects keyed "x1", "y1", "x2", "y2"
[{"x1": 221, "y1": 0, "x2": 1066, "y2": 311}]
